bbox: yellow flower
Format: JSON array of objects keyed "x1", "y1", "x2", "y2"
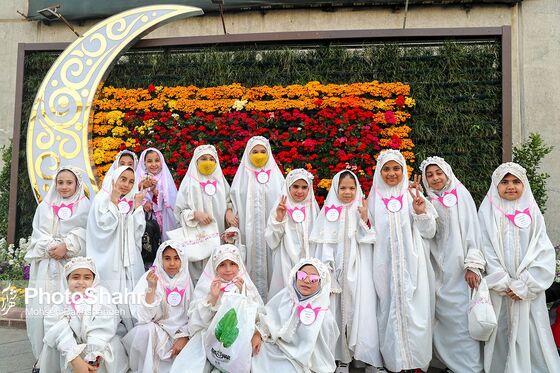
[{"x1": 318, "y1": 178, "x2": 333, "y2": 190}]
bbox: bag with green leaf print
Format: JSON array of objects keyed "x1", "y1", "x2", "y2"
[{"x1": 204, "y1": 291, "x2": 257, "y2": 373}]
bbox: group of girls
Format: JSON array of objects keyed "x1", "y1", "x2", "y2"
[{"x1": 24, "y1": 134, "x2": 560, "y2": 373}]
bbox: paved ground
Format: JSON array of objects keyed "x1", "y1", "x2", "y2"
[{"x1": 0, "y1": 327, "x2": 35, "y2": 373}]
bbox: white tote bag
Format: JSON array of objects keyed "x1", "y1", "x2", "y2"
[
  {"x1": 468, "y1": 278, "x2": 497, "y2": 341},
  {"x1": 203, "y1": 291, "x2": 257, "y2": 373},
  {"x1": 166, "y1": 221, "x2": 221, "y2": 261}
]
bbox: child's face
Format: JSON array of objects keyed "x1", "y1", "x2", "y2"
[
  {"x1": 115, "y1": 169, "x2": 135, "y2": 196},
  {"x1": 216, "y1": 259, "x2": 239, "y2": 281},
  {"x1": 162, "y1": 247, "x2": 181, "y2": 277},
  {"x1": 425, "y1": 164, "x2": 448, "y2": 191},
  {"x1": 118, "y1": 154, "x2": 134, "y2": 167},
  {"x1": 249, "y1": 144, "x2": 268, "y2": 168},
  {"x1": 56, "y1": 170, "x2": 77, "y2": 198},
  {"x1": 197, "y1": 154, "x2": 216, "y2": 163},
  {"x1": 145, "y1": 151, "x2": 162, "y2": 175},
  {"x1": 67, "y1": 268, "x2": 95, "y2": 293},
  {"x1": 296, "y1": 264, "x2": 320, "y2": 296},
  {"x1": 337, "y1": 175, "x2": 357, "y2": 204},
  {"x1": 380, "y1": 160, "x2": 403, "y2": 186},
  {"x1": 498, "y1": 173, "x2": 524, "y2": 201},
  {"x1": 197, "y1": 154, "x2": 217, "y2": 176},
  {"x1": 289, "y1": 179, "x2": 309, "y2": 202}
]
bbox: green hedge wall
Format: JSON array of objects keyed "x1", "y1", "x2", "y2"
[{"x1": 5, "y1": 40, "x2": 502, "y2": 241}]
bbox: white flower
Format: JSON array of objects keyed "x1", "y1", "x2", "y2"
[
  {"x1": 232, "y1": 99, "x2": 248, "y2": 111},
  {"x1": 171, "y1": 113, "x2": 180, "y2": 120}
]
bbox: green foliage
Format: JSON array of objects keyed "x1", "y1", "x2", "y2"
[
  {"x1": 215, "y1": 308, "x2": 239, "y2": 348},
  {"x1": 0, "y1": 144, "x2": 11, "y2": 238},
  {"x1": 10, "y1": 41, "x2": 503, "y2": 242},
  {"x1": 513, "y1": 133, "x2": 553, "y2": 212}
]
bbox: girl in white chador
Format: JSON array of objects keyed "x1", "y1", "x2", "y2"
[
  {"x1": 266, "y1": 168, "x2": 320, "y2": 298},
  {"x1": 38, "y1": 256, "x2": 128, "y2": 373},
  {"x1": 367, "y1": 149, "x2": 437, "y2": 372},
  {"x1": 123, "y1": 240, "x2": 193, "y2": 373},
  {"x1": 25, "y1": 166, "x2": 91, "y2": 359},
  {"x1": 101, "y1": 150, "x2": 138, "y2": 190},
  {"x1": 136, "y1": 148, "x2": 178, "y2": 240},
  {"x1": 420, "y1": 156, "x2": 485, "y2": 373},
  {"x1": 229, "y1": 136, "x2": 284, "y2": 301},
  {"x1": 86, "y1": 166, "x2": 146, "y2": 333},
  {"x1": 479, "y1": 162, "x2": 560, "y2": 373},
  {"x1": 311, "y1": 170, "x2": 381, "y2": 372},
  {"x1": 170, "y1": 244, "x2": 264, "y2": 373},
  {"x1": 174, "y1": 145, "x2": 234, "y2": 282},
  {"x1": 252, "y1": 257, "x2": 339, "y2": 372}
]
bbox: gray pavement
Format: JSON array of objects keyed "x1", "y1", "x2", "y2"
[{"x1": 0, "y1": 327, "x2": 35, "y2": 373}]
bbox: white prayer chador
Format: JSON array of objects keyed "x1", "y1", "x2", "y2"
[
  {"x1": 123, "y1": 241, "x2": 194, "y2": 373},
  {"x1": 136, "y1": 147, "x2": 178, "y2": 240},
  {"x1": 420, "y1": 156, "x2": 485, "y2": 373},
  {"x1": 38, "y1": 257, "x2": 128, "y2": 373},
  {"x1": 174, "y1": 145, "x2": 232, "y2": 281},
  {"x1": 479, "y1": 162, "x2": 560, "y2": 373},
  {"x1": 101, "y1": 150, "x2": 138, "y2": 190},
  {"x1": 25, "y1": 166, "x2": 90, "y2": 359},
  {"x1": 229, "y1": 136, "x2": 284, "y2": 301},
  {"x1": 170, "y1": 244, "x2": 264, "y2": 373},
  {"x1": 311, "y1": 170, "x2": 381, "y2": 366},
  {"x1": 266, "y1": 169, "x2": 320, "y2": 298},
  {"x1": 367, "y1": 149, "x2": 437, "y2": 372},
  {"x1": 86, "y1": 166, "x2": 146, "y2": 332},
  {"x1": 252, "y1": 258, "x2": 339, "y2": 373}
]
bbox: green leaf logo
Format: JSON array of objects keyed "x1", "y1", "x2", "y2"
[{"x1": 215, "y1": 308, "x2": 239, "y2": 348}]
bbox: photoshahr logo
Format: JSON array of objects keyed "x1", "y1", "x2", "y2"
[{"x1": 1, "y1": 282, "x2": 17, "y2": 316}]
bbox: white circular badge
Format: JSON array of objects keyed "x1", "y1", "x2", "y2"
[
  {"x1": 204, "y1": 183, "x2": 217, "y2": 196},
  {"x1": 326, "y1": 209, "x2": 340, "y2": 222},
  {"x1": 513, "y1": 213, "x2": 532, "y2": 229},
  {"x1": 386, "y1": 199, "x2": 402, "y2": 213},
  {"x1": 256, "y1": 171, "x2": 269, "y2": 184},
  {"x1": 57, "y1": 206, "x2": 72, "y2": 220},
  {"x1": 167, "y1": 291, "x2": 182, "y2": 306},
  {"x1": 118, "y1": 201, "x2": 131, "y2": 214},
  {"x1": 299, "y1": 307, "x2": 317, "y2": 326},
  {"x1": 442, "y1": 193, "x2": 458, "y2": 208},
  {"x1": 290, "y1": 209, "x2": 305, "y2": 223}
]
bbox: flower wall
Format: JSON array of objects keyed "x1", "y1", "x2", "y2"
[{"x1": 92, "y1": 81, "x2": 415, "y2": 203}]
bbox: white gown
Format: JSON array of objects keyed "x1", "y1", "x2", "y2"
[
  {"x1": 479, "y1": 162, "x2": 560, "y2": 373},
  {"x1": 311, "y1": 170, "x2": 381, "y2": 366},
  {"x1": 25, "y1": 166, "x2": 90, "y2": 359},
  {"x1": 265, "y1": 169, "x2": 319, "y2": 298},
  {"x1": 421, "y1": 156, "x2": 485, "y2": 373},
  {"x1": 368, "y1": 150, "x2": 437, "y2": 372},
  {"x1": 252, "y1": 258, "x2": 339, "y2": 373},
  {"x1": 123, "y1": 241, "x2": 194, "y2": 373},
  {"x1": 86, "y1": 166, "x2": 146, "y2": 333}
]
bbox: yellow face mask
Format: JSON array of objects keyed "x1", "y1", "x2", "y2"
[
  {"x1": 197, "y1": 159, "x2": 217, "y2": 175},
  {"x1": 249, "y1": 153, "x2": 268, "y2": 168}
]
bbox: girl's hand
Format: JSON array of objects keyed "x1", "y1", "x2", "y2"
[
  {"x1": 111, "y1": 182, "x2": 121, "y2": 205},
  {"x1": 464, "y1": 270, "x2": 481, "y2": 289},
  {"x1": 410, "y1": 174, "x2": 424, "y2": 193},
  {"x1": 70, "y1": 356, "x2": 91, "y2": 373},
  {"x1": 194, "y1": 211, "x2": 213, "y2": 225},
  {"x1": 48, "y1": 243, "x2": 67, "y2": 260},
  {"x1": 505, "y1": 288, "x2": 522, "y2": 301},
  {"x1": 146, "y1": 269, "x2": 158, "y2": 289},
  {"x1": 134, "y1": 189, "x2": 147, "y2": 209},
  {"x1": 408, "y1": 183, "x2": 427, "y2": 215},
  {"x1": 170, "y1": 336, "x2": 189, "y2": 357},
  {"x1": 275, "y1": 195, "x2": 288, "y2": 222},
  {"x1": 208, "y1": 277, "x2": 222, "y2": 305},
  {"x1": 143, "y1": 201, "x2": 153, "y2": 213},
  {"x1": 225, "y1": 209, "x2": 239, "y2": 227},
  {"x1": 251, "y1": 331, "x2": 262, "y2": 356},
  {"x1": 233, "y1": 276, "x2": 244, "y2": 291},
  {"x1": 357, "y1": 198, "x2": 369, "y2": 223}
]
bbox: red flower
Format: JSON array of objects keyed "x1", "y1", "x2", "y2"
[
  {"x1": 385, "y1": 111, "x2": 396, "y2": 124},
  {"x1": 148, "y1": 84, "x2": 156, "y2": 93},
  {"x1": 395, "y1": 95, "x2": 405, "y2": 107}
]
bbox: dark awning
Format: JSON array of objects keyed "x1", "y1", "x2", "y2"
[{"x1": 27, "y1": 0, "x2": 522, "y2": 21}]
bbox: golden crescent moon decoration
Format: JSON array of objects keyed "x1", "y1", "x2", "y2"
[{"x1": 27, "y1": 5, "x2": 203, "y2": 202}]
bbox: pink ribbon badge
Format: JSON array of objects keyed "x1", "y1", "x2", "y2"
[
  {"x1": 52, "y1": 202, "x2": 75, "y2": 220},
  {"x1": 200, "y1": 180, "x2": 218, "y2": 195},
  {"x1": 297, "y1": 303, "x2": 323, "y2": 325},
  {"x1": 382, "y1": 194, "x2": 404, "y2": 212},
  {"x1": 324, "y1": 204, "x2": 343, "y2": 222},
  {"x1": 505, "y1": 207, "x2": 532, "y2": 229},
  {"x1": 117, "y1": 197, "x2": 133, "y2": 213},
  {"x1": 288, "y1": 206, "x2": 306, "y2": 223},
  {"x1": 254, "y1": 169, "x2": 271, "y2": 184},
  {"x1": 436, "y1": 188, "x2": 458, "y2": 208},
  {"x1": 165, "y1": 287, "x2": 186, "y2": 306}
]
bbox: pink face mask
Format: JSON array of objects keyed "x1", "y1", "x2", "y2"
[
  {"x1": 435, "y1": 188, "x2": 458, "y2": 208},
  {"x1": 52, "y1": 202, "x2": 75, "y2": 220},
  {"x1": 165, "y1": 287, "x2": 186, "y2": 306},
  {"x1": 382, "y1": 194, "x2": 404, "y2": 212},
  {"x1": 288, "y1": 206, "x2": 306, "y2": 223},
  {"x1": 505, "y1": 207, "x2": 532, "y2": 229},
  {"x1": 324, "y1": 204, "x2": 342, "y2": 222},
  {"x1": 200, "y1": 180, "x2": 218, "y2": 196}
]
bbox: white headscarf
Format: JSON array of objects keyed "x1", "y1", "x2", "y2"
[
  {"x1": 152, "y1": 240, "x2": 193, "y2": 291},
  {"x1": 101, "y1": 150, "x2": 138, "y2": 190},
  {"x1": 229, "y1": 136, "x2": 285, "y2": 299},
  {"x1": 175, "y1": 145, "x2": 230, "y2": 233},
  {"x1": 420, "y1": 156, "x2": 485, "y2": 271},
  {"x1": 136, "y1": 147, "x2": 178, "y2": 238},
  {"x1": 64, "y1": 256, "x2": 100, "y2": 288},
  {"x1": 310, "y1": 170, "x2": 364, "y2": 244}
]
